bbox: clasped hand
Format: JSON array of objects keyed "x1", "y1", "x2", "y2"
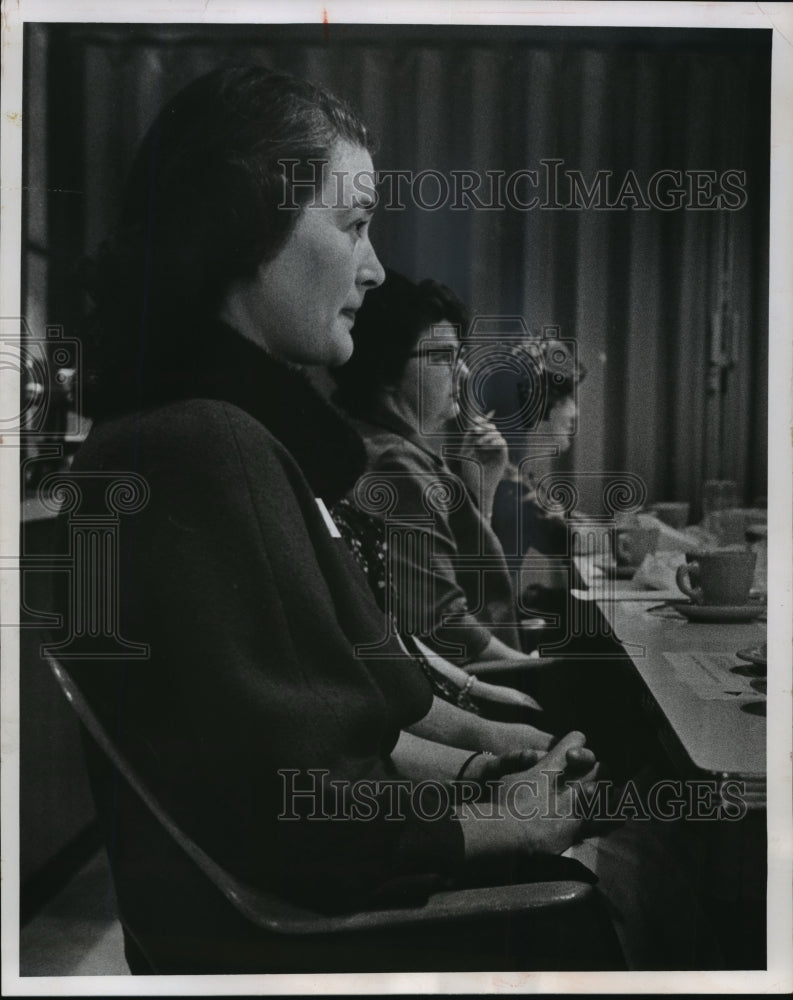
[{"x1": 461, "y1": 731, "x2": 598, "y2": 857}]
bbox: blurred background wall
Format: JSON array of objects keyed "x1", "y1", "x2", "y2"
[{"x1": 23, "y1": 21, "x2": 770, "y2": 511}]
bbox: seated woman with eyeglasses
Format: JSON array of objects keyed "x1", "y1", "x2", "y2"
[{"x1": 333, "y1": 270, "x2": 529, "y2": 669}]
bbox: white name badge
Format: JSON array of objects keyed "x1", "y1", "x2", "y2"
[{"x1": 315, "y1": 497, "x2": 341, "y2": 538}]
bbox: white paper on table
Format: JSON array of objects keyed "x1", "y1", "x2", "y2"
[
  {"x1": 661, "y1": 651, "x2": 760, "y2": 700},
  {"x1": 571, "y1": 587, "x2": 683, "y2": 602}
]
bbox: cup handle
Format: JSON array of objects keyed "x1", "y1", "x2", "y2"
[
  {"x1": 676, "y1": 562, "x2": 702, "y2": 603},
  {"x1": 616, "y1": 533, "x2": 630, "y2": 561}
]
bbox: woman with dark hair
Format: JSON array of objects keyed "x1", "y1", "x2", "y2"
[
  {"x1": 333, "y1": 269, "x2": 530, "y2": 668},
  {"x1": 63, "y1": 66, "x2": 600, "y2": 974},
  {"x1": 486, "y1": 337, "x2": 588, "y2": 569}
]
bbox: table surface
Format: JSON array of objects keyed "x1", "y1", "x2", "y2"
[
  {"x1": 605, "y1": 599, "x2": 765, "y2": 777},
  {"x1": 575, "y1": 557, "x2": 766, "y2": 786}
]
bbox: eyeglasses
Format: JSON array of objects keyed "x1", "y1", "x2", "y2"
[{"x1": 407, "y1": 345, "x2": 468, "y2": 368}]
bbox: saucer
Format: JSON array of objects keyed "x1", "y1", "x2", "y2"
[
  {"x1": 670, "y1": 601, "x2": 765, "y2": 624},
  {"x1": 736, "y1": 644, "x2": 767, "y2": 670}
]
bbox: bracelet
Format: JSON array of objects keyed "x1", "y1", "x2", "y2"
[
  {"x1": 455, "y1": 750, "x2": 495, "y2": 781},
  {"x1": 456, "y1": 673, "x2": 476, "y2": 707}
]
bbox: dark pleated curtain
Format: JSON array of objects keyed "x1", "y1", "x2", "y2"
[{"x1": 38, "y1": 23, "x2": 770, "y2": 513}]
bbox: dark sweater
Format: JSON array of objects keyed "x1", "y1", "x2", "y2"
[{"x1": 59, "y1": 327, "x2": 465, "y2": 968}]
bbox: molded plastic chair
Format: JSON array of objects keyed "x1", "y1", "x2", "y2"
[{"x1": 46, "y1": 652, "x2": 625, "y2": 973}]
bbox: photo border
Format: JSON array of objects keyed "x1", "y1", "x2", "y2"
[{"x1": 2, "y1": 1, "x2": 791, "y2": 995}]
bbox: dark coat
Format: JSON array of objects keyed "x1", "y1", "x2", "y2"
[
  {"x1": 350, "y1": 406, "x2": 521, "y2": 663},
  {"x1": 491, "y1": 476, "x2": 570, "y2": 561},
  {"x1": 61, "y1": 328, "x2": 464, "y2": 971}
]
